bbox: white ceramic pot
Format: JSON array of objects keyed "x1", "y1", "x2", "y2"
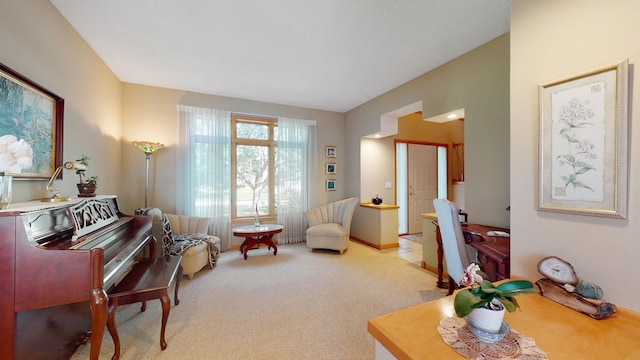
[{"x1": 464, "y1": 299, "x2": 505, "y2": 333}]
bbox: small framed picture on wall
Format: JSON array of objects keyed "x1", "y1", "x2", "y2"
[
  {"x1": 325, "y1": 146, "x2": 336, "y2": 158},
  {"x1": 325, "y1": 162, "x2": 336, "y2": 175},
  {"x1": 326, "y1": 179, "x2": 336, "y2": 191}
]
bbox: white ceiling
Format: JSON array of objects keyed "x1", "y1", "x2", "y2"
[{"x1": 50, "y1": 0, "x2": 509, "y2": 113}]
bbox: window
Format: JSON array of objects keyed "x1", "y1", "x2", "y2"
[
  {"x1": 231, "y1": 114, "x2": 277, "y2": 219},
  {"x1": 178, "y1": 106, "x2": 316, "y2": 247}
]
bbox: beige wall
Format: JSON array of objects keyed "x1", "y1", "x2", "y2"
[
  {"x1": 1, "y1": 1, "x2": 345, "y2": 215},
  {"x1": 346, "y1": 34, "x2": 510, "y2": 228},
  {"x1": 360, "y1": 136, "x2": 396, "y2": 204},
  {"x1": 511, "y1": 0, "x2": 640, "y2": 311},
  {"x1": 0, "y1": 0, "x2": 123, "y2": 203},
  {"x1": 121, "y1": 83, "x2": 345, "y2": 214},
  {"x1": 2, "y1": 1, "x2": 506, "y2": 224},
  {"x1": 359, "y1": 113, "x2": 463, "y2": 207}
]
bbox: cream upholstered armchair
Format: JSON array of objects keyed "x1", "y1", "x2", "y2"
[
  {"x1": 138, "y1": 208, "x2": 221, "y2": 280},
  {"x1": 304, "y1": 197, "x2": 359, "y2": 254}
]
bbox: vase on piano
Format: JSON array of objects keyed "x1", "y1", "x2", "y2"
[
  {"x1": 77, "y1": 183, "x2": 97, "y2": 197},
  {"x1": 0, "y1": 172, "x2": 12, "y2": 209}
]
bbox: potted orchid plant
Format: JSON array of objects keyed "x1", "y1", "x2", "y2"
[{"x1": 454, "y1": 264, "x2": 537, "y2": 333}]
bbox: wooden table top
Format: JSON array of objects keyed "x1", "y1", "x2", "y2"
[
  {"x1": 368, "y1": 281, "x2": 640, "y2": 359},
  {"x1": 232, "y1": 224, "x2": 283, "y2": 236}
]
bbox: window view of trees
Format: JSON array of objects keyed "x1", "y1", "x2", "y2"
[
  {"x1": 232, "y1": 115, "x2": 277, "y2": 218},
  {"x1": 236, "y1": 144, "x2": 269, "y2": 214}
]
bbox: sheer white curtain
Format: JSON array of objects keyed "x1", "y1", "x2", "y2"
[
  {"x1": 176, "y1": 105, "x2": 232, "y2": 250},
  {"x1": 276, "y1": 117, "x2": 317, "y2": 243}
]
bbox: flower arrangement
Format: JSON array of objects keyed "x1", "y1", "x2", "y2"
[{"x1": 454, "y1": 264, "x2": 537, "y2": 318}]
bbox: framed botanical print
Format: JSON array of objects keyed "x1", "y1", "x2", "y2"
[{"x1": 538, "y1": 59, "x2": 628, "y2": 218}]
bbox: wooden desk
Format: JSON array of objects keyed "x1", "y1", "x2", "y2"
[
  {"x1": 233, "y1": 224, "x2": 283, "y2": 260},
  {"x1": 433, "y1": 222, "x2": 510, "y2": 288},
  {"x1": 368, "y1": 283, "x2": 640, "y2": 359}
]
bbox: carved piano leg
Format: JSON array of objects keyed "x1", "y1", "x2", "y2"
[
  {"x1": 90, "y1": 287, "x2": 108, "y2": 360},
  {"x1": 106, "y1": 298, "x2": 121, "y2": 360}
]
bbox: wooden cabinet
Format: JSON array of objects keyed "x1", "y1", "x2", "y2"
[
  {"x1": 433, "y1": 222, "x2": 510, "y2": 288},
  {"x1": 471, "y1": 235, "x2": 509, "y2": 281}
]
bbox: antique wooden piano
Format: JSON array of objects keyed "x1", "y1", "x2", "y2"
[{"x1": 0, "y1": 195, "x2": 157, "y2": 360}]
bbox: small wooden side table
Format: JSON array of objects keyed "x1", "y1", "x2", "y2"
[
  {"x1": 233, "y1": 224, "x2": 283, "y2": 259},
  {"x1": 106, "y1": 255, "x2": 183, "y2": 360}
]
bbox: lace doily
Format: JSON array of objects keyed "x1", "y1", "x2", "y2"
[{"x1": 437, "y1": 317, "x2": 548, "y2": 360}]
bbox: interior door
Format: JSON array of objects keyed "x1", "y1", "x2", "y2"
[{"x1": 407, "y1": 144, "x2": 438, "y2": 233}]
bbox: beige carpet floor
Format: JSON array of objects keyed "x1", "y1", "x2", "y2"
[{"x1": 71, "y1": 240, "x2": 445, "y2": 360}]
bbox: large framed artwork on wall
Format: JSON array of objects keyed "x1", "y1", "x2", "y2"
[
  {"x1": 538, "y1": 59, "x2": 629, "y2": 218},
  {"x1": 0, "y1": 63, "x2": 64, "y2": 179}
]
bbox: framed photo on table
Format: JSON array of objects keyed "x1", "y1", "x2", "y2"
[
  {"x1": 325, "y1": 146, "x2": 336, "y2": 158},
  {"x1": 325, "y1": 162, "x2": 336, "y2": 175},
  {"x1": 0, "y1": 63, "x2": 64, "y2": 179},
  {"x1": 538, "y1": 59, "x2": 629, "y2": 218}
]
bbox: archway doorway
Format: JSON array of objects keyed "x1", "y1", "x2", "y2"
[{"x1": 396, "y1": 109, "x2": 464, "y2": 235}]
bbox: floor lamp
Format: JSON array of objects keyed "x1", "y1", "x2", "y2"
[{"x1": 132, "y1": 140, "x2": 164, "y2": 208}]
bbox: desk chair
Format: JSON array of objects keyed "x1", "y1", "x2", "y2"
[{"x1": 432, "y1": 198, "x2": 487, "y2": 295}]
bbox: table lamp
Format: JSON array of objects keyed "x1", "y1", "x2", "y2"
[{"x1": 41, "y1": 161, "x2": 87, "y2": 202}]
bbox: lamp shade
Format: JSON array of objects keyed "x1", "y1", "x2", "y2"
[{"x1": 132, "y1": 140, "x2": 164, "y2": 154}]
